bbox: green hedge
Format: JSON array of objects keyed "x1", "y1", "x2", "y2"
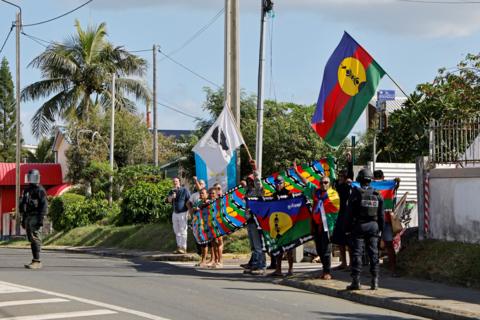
[
  {"x1": 49, "y1": 194, "x2": 120, "y2": 231},
  {"x1": 118, "y1": 180, "x2": 173, "y2": 225}
]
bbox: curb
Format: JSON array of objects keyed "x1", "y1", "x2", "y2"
[{"x1": 280, "y1": 278, "x2": 479, "y2": 320}]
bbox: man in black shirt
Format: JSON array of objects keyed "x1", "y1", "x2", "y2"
[
  {"x1": 20, "y1": 169, "x2": 48, "y2": 269},
  {"x1": 345, "y1": 169, "x2": 384, "y2": 290}
]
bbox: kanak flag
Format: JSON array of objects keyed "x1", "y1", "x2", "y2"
[{"x1": 312, "y1": 32, "x2": 385, "y2": 147}]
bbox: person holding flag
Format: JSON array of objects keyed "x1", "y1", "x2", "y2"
[{"x1": 293, "y1": 162, "x2": 340, "y2": 280}]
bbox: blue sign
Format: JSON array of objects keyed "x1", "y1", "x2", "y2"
[{"x1": 377, "y1": 90, "x2": 395, "y2": 101}]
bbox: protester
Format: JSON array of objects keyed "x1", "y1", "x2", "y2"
[
  {"x1": 293, "y1": 162, "x2": 339, "y2": 280},
  {"x1": 269, "y1": 176, "x2": 294, "y2": 277},
  {"x1": 374, "y1": 169, "x2": 401, "y2": 277},
  {"x1": 345, "y1": 169, "x2": 384, "y2": 290},
  {"x1": 187, "y1": 176, "x2": 206, "y2": 215},
  {"x1": 191, "y1": 188, "x2": 210, "y2": 267},
  {"x1": 331, "y1": 153, "x2": 354, "y2": 270},
  {"x1": 20, "y1": 169, "x2": 48, "y2": 269},
  {"x1": 167, "y1": 177, "x2": 191, "y2": 254},
  {"x1": 242, "y1": 160, "x2": 266, "y2": 275},
  {"x1": 207, "y1": 187, "x2": 223, "y2": 268}
]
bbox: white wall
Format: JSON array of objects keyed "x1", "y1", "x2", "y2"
[{"x1": 429, "y1": 168, "x2": 480, "y2": 243}]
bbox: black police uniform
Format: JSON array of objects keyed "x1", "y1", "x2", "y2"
[
  {"x1": 20, "y1": 183, "x2": 48, "y2": 265},
  {"x1": 345, "y1": 182, "x2": 384, "y2": 290}
]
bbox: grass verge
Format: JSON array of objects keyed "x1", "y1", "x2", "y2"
[
  {"x1": 397, "y1": 239, "x2": 480, "y2": 289},
  {"x1": 0, "y1": 223, "x2": 251, "y2": 254}
]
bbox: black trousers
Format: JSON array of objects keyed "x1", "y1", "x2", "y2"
[
  {"x1": 25, "y1": 215, "x2": 42, "y2": 261},
  {"x1": 313, "y1": 226, "x2": 332, "y2": 274},
  {"x1": 350, "y1": 221, "x2": 380, "y2": 279}
]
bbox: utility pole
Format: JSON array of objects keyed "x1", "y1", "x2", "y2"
[
  {"x1": 225, "y1": 0, "x2": 241, "y2": 180},
  {"x1": 14, "y1": 9, "x2": 21, "y2": 235},
  {"x1": 109, "y1": 73, "x2": 115, "y2": 206},
  {"x1": 254, "y1": 0, "x2": 273, "y2": 177},
  {"x1": 153, "y1": 44, "x2": 158, "y2": 166}
]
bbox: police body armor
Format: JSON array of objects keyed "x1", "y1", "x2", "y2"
[
  {"x1": 21, "y1": 187, "x2": 42, "y2": 216},
  {"x1": 357, "y1": 187, "x2": 379, "y2": 223}
]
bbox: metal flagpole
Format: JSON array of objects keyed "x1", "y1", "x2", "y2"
[{"x1": 255, "y1": 0, "x2": 273, "y2": 178}]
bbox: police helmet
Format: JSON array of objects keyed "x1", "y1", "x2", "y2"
[
  {"x1": 26, "y1": 169, "x2": 40, "y2": 185},
  {"x1": 356, "y1": 168, "x2": 373, "y2": 184}
]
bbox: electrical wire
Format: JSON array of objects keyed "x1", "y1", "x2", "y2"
[
  {"x1": 22, "y1": 0, "x2": 93, "y2": 27},
  {"x1": 158, "y1": 49, "x2": 221, "y2": 88},
  {"x1": 156, "y1": 100, "x2": 202, "y2": 120},
  {"x1": 160, "y1": 7, "x2": 224, "y2": 61},
  {"x1": 397, "y1": 0, "x2": 480, "y2": 3},
  {"x1": 0, "y1": 25, "x2": 14, "y2": 55}
]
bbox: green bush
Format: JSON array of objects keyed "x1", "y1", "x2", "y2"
[
  {"x1": 49, "y1": 193, "x2": 87, "y2": 231},
  {"x1": 49, "y1": 194, "x2": 120, "y2": 231},
  {"x1": 117, "y1": 165, "x2": 165, "y2": 189},
  {"x1": 119, "y1": 180, "x2": 173, "y2": 225}
]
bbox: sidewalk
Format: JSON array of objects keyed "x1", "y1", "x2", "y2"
[{"x1": 20, "y1": 246, "x2": 480, "y2": 320}]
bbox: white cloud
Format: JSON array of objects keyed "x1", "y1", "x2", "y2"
[{"x1": 86, "y1": 0, "x2": 480, "y2": 38}]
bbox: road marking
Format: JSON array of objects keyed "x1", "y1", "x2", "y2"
[
  {"x1": 0, "y1": 283, "x2": 32, "y2": 294},
  {"x1": 0, "y1": 309, "x2": 116, "y2": 320},
  {"x1": 0, "y1": 298, "x2": 68, "y2": 307},
  {"x1": 0, "y1": 281, "x2": 171, "y2": 320}
]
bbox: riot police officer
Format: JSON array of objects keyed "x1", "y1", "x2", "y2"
[
  {"x1": 20, "y1": 169, "x2": 48, "y2": 269},
  {"x1": 345, "y1": 168, "x2": 384, "y2": 290}
]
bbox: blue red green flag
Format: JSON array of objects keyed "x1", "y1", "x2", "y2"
[
  {"x1": 247, "y1": 194, "x2": 313, "y2": 256},
  {"x1": 312, "y1": 32, "x2": 386, "y2": 147}
]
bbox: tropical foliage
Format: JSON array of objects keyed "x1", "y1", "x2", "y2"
[
  {"x1": 21, "y1": 20, "x2": 151, "y2": 137},
  {"x1": 0, "y1": 58, "x2": 16, "y2": 162}
]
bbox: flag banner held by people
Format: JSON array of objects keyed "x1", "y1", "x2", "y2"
[
  {"x1": 311, "y1": 188, "x2": 340, "y2": 235},
  {"x1": 352, "y1": 179, "x2": 398, "y2": 210},
  {"x1": 311, "y1": 32, "x2": 386, "y2": 147},
  {"x1": 247, "y1": 194, "x2": 313, "y2": 256},
  {"x1": 194, "y1": 152, "x2": 237, "y2": 190},
  {"x1": 192, "y1": 105, "x2": 245, "y2": 173},
  {"x1": 191, "y1": 158, "x2": 336, "y2": 244}
]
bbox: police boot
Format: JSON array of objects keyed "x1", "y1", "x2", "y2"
[
  {"x1": 25, "y1": 260, "x2": 42, "y2": 269},
  {"x1": 346, "y1": 277, "x2": 360, "y2": 290},
  {"x1": 371, "y1": 277, "x2": 379, "y2": 290}
]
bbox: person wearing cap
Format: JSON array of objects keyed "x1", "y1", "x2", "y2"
[
  {"x1": 20, "y1": 169, "x2": 48, "y2": 269},
  {"x1": 268, "y1": 175, "x2": 295, "y2": 277},
  {"x1": 345, "y1": 168, "x2": 384, "y2": 290},
  {"x1": 242, "y1": 160, "x2": 266, "y2": 275}
]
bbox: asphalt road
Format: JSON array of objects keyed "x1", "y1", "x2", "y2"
[{"x1": 0, "y1": 248, "x2": 426, "y2": 320}]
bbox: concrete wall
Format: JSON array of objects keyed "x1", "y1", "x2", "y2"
[{"x1": 429, "y1": 168, "x2": 480, "y2": 243}]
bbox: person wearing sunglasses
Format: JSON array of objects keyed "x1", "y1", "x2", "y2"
[{"x1": 293, "y1": 161, "x2": 340, "y2": 281}]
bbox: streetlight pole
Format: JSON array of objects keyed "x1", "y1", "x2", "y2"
[
  {"x1": 109, "y1": 73, "x2": 115, "y2": 206},
  {"x1": 255, "y1": 0, "x2": 273, "y2": 178},
  {"x1": 152, "y1": 44, "x2": 158, "y2": 166},
  {"x1": 1, "y1": 0, "x2": 23, "y2": 235}
]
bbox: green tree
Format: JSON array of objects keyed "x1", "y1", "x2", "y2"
[
  {"x1": 378, "y1": 53, "x2": 480, "y2": 162},
  {"x1": 26, "y1": 136, "x2": 55, "y2": 163},
  {"x1": 21, "y1": 20, "x2": 151, "y2": 137},
  {"x1": 0, "y1": 57, "x2": 16, "y2": 162}
]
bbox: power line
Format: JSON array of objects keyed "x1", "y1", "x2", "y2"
[
  {"x1": 156, "y1": 100, "x2": 202, "y2": 120},
  {"x1": 0, "y1": 24, "x2": 14, "y2": 55},
  {"x1": 397, "y1": 0, "x2": 480, "y2": 3},
  {"x1": 22, "y1": 0, "x2": 93, "y2": 27},
  {"x1": 160, "y1": 7, "x2": 224, "y2": 61},
  {"x1": 158, "y1": 49, "x2": 221, "y2": 88}
]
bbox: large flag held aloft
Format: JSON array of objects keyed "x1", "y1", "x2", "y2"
[
  {"x1": 311, "y1": 32, "x2": 386, "y2": 147},
  {"x1": 193, "y1": 104, "x2": 245, "y2": 173}
]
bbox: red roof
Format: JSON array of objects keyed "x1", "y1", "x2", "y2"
[
  {"x1": 46, "y1": 183, "x2": 71, "y2": 197},
  {"x1": 0, "y1": 163, "x2": 63, "y2": 186}
]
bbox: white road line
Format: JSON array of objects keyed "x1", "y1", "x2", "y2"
[
  {"x1": 0, "y1": 298, "x2": 69, "y2": 307},
  {"x1": 0, "y1": 284, "x2": 31, "y2": 294},
  {"x1": 0, "y1": 281, "x2": 171, "y2": 320},
  {"x1": 0, "y1": 309, "x2": 116, "y2": 320}
]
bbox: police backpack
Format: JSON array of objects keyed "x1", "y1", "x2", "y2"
[{"x1": 358, "y1": 187, "x2": 379, "y2": 221}]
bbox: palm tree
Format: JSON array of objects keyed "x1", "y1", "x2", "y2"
[{"x1": 22, "y1": 20, "x2": 151, "y2": 137}]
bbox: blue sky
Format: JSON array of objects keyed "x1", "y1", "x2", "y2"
[{"x1": 1, "y1": 0, "x2": 480, "y2": 144}]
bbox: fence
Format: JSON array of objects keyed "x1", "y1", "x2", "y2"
[{"x1": 429, "y1": 117, "x2": 480, "y2": 167}]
